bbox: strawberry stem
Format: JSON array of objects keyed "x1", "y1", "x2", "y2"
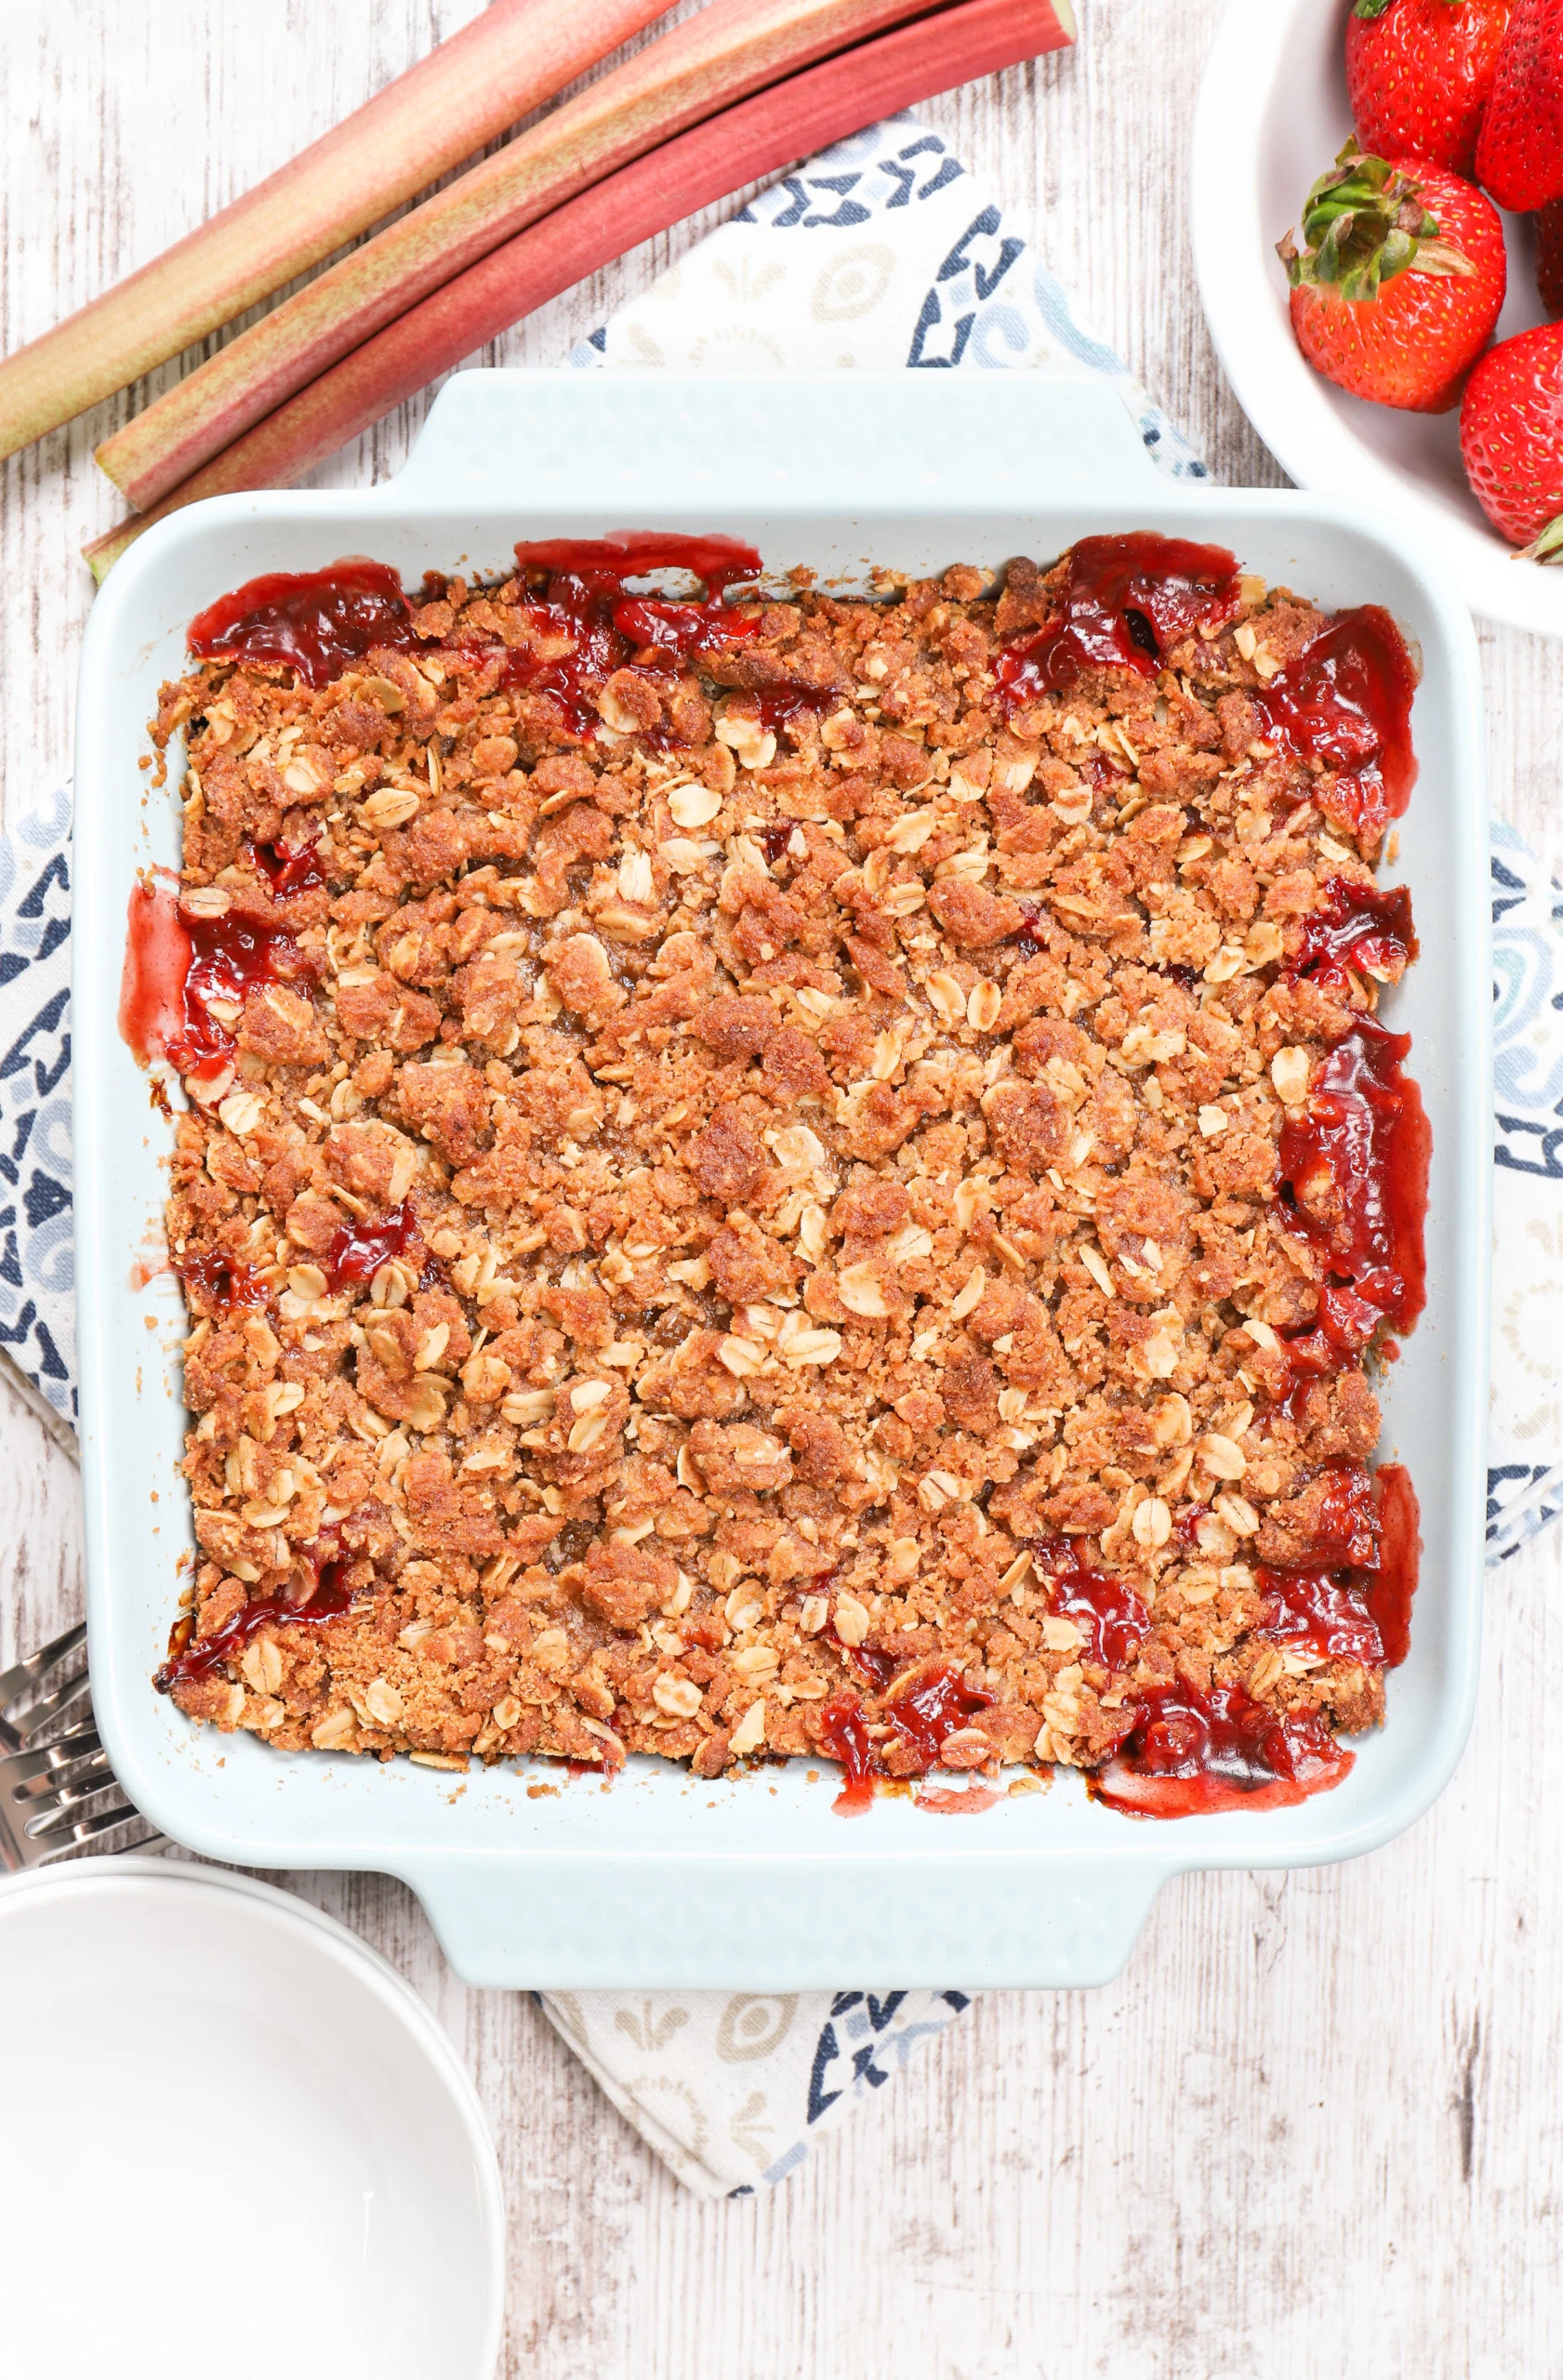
[
  {"x1": 1278, "y1": 143, "x2": 1474, "y2": 302},
  {"x1": 1518, "y1": 516, "x2": 1563, "y2": 564}
]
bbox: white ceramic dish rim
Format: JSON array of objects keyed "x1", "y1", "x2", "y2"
[
  {"x1": 1192, "y1": 0, "x2": 1563, "y2": 638},
  {"x1": 0, "y1": 1854, "x2": 507, "y2": 2377},
  {"x1": 73, "y1": 370, "x2": 1490, "y2": 1988}
]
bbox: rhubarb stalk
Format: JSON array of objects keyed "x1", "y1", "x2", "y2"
[
  {"x1": 0, "y1": 0, "x2": 679, "y2": 467},
  {"x1": 85, "y1": 0, "x2": 1074, "y2": 578},
  {"x1": 97, "y1": 0, "x2": 990, "y2": 511}
]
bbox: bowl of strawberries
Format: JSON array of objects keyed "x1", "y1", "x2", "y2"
[{"x1": 1193, "y1": 0, "x2": 1563, "y2": 632}]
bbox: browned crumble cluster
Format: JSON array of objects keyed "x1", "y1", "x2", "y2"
[{"x1": 153, "y1": 553, "x2": 1407, "y2": 1784}]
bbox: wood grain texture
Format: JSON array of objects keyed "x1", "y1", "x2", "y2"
[{"x1": 1, "y1": 2, "x2": 1557, "y2": 2372}]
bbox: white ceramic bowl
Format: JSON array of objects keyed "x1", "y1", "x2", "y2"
[
  {"x1": 1192, "y1": 0, "x2": 1561, "y2": 634},
  {"x1": 0, "y1": 1858, "x2": 505, "y2": 2380},
  {"x1": 74, "y1": 370, "x2": 1490, "y2": 1989}
]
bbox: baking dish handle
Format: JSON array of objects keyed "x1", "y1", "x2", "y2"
[
  {"x1": 388, "y1": 366, "x2": 1172, "y2": 509},
  {"x1": 396, "y1": 1853, "x2": 1173, "y2": 1992}
]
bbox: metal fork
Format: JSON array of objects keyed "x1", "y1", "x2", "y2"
[{"x1": 0, "y1": 1620, "x2": 165, "y2": 1871}]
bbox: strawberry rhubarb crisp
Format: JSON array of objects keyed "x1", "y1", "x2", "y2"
[{"x1": 133, "y1": 531, "x2": 1425, "y2": 1818}]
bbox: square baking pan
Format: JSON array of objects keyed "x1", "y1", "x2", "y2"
[{"x1": 73, "y1": 371, "x2": 1490, "y2": 1988}]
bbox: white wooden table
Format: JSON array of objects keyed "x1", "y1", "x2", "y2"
[{"x1": 4, "y1": 4, "x2": 1558, "y2": 2370}]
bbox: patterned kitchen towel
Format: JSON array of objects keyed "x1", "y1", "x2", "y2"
[
  {"x1": 7, "y1": 109, "x2": 1548, "y2": 2199},
  {"x1": 565, "y1": 112, "x2": 1210, "y2": 485},
  {"x1": 0, "y1": 779, "x2": 75, "y2": 1426},
  {"x1": 542, "y1": 1986, "x2": 971, "y2": 2193},
  {"x1": 1486, "y1": 820, "x2": 1563, "y2": 1559}
]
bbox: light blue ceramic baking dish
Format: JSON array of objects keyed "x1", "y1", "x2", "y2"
[{"x1": 73, "y1": 371, "x2": 1490, "y2": 1988}]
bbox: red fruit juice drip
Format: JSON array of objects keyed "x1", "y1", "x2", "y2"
[
  {"x1": 1287, "y1": 875, "x2": 1418, "y2": 991},
  {"x1": 497, "y1": 581, "x2": 626, "y2": 736},
  {"x1": 1290, "y1": 1459, "x2": 1385, "y2": 1570},
  {"x1": 1243, "y1": 1450, "x2": 1419, "y2": 1682},
  {"x1": 1080, "y1": 1519, "x2": 1418, "y2": 1823},
  {"x1": 1257, "y1": 604, "x2": 1418, "y2": 840},
  {"x1": 1278, "y1": 1016, "x2": 1431, "y2": 1368},
  {"x1": 818, "y1": 1696, "x2": 879, "y2": 1814},
  {"x1": 174, "y1": 1247, "x2": 270, "y2": 1318},
  {"x1": 995, "y1": 532, "x2": 1240, "y2": 707},
  {"x1": 1254, "y1": 1570, "x2": 1385, "y2": 1667},
  {"x1": 914, "y1": 1781, "x2": 1003, "y2": 1817},
  {"x1": 613, "y1": 596, "x2": 764, "y2": 672},
  {"x1": 1034, "y1": 1541, "x2": 1150, "y2": 1672},
  {"x1": 1013, "y1": 901, "x2": 1047, "y2": 959},
  {"x1": 1091, "y1": 1679, "x2": 1354, "y2": 1818},
  {"x1": 323, "y1": 1197, "x2": 428, "y2": 1291},
  {"x1": 120, "y1": 877, "x2": 194, "y2": 1067},
  {"x1": 1363, "y1": 1461, "x2": 1421, "y2": 1668},
  {"x1": 156, "y1": 1562, "x2": 354, "y2": 1694},
  {"x1": 845, "y1": 1641, "x2": 898, "y2": 1690},
  {"x1": 179, "y1": 903, "x2": 321, "y2": 1074},
  {"x1": 817, "y1": 1661, "x2": 995, "y2": 1817},
  {"x1": 510, "y1": 533, "x2": 762, "y2": 597},
  {"x1": 1074, "y1": 1458, "x2": 1417, "y2": 1820},
  {"x1": 1172, "y1": 1505, "x2": 1207, "y2": 1554},
  {"x1": 748, "y1": 683, "x2": 835, "y2": 734},
  {"x1": 889, "y1": 1665, "x2": 998, "y2": 1769},
  {"x1": 504, "y1": 533, "x2": 763, "y2": 740},
  {"x1": 120, "y1": 878, "x2": 321, "y2": 1085},
  {"x1": 185, "y1": 538, "x2": 766, "y2": 727},
  {"x1": 1263, "y1": 823, "x2": 1426, "y2": 1395},
  {"x1": 1079, "y1": 749, "x2": 1123, "y2": 792},
  {"x1": 253, "y1": 835, "x2": 329, "y2": 900},
  {"x1": 188, "y1": 560, "x2": 418, "y2": 687}
]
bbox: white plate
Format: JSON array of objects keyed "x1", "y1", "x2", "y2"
[
  {"x1": 73, "y1": 369, "x2": 1490, "y2": 1989},
  {"x1": 1192, "y1": 0, "x2": 1562, "y2": 635},
  {"x1": 0, "y1": 1858, "x2": 505, "y2": 2380}
]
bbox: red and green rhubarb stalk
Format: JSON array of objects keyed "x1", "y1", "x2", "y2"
[
  {"x1": 85, "y1": 0, "x2": 1074, "y2": 577},
  {"x1": 96, "y1": 0, "x2": 1031, "y2": 511},
  {"x1": 0, "y1": 0, "x2": 678, "y2": 465}
]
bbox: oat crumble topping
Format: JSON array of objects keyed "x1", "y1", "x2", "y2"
[{"x1": 144, "y1": 537, "x2": 1423, "y2": 1811}]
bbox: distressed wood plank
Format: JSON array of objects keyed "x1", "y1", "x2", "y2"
[{"x1": 0, "y1": 3, "x2": 1556, "y2": 2373}]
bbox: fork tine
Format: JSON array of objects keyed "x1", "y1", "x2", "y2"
[
  {"x1": 0, "y1": 1639, "x2": 165, "y2": 1870},
  {"x1": 8, "y1": 1746, "x2": 112, "y2": 1806},
  {"x1": 0, "y1": 1620, "x2": 86, "y2": 1717},
  {"x1": 11, "y1": 1669, "x2": 93, "y2": 1747},
  {"x1": 20, "y1": 1765, "x2": 137, "y2": 1833},
  {"x1": 33, "y1": 1798, "x2": 161, "y2": 1855},
  {"x1": 0, "y1": 1602, "x2": 186, "y2": 1874},
  {"x1": 1, "y1": 1724, "x2": 104, "y2": 1792},
  {"x1": 96, "y1": 1816, "x2": 167, "y2": 1856},
  {"x1": 0, "y1": 1774, "x2": 166, "y2": 1867}
]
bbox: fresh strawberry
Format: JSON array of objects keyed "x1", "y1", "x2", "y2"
[
  {"x1": 1346, "y1": 0, "x2": 1511, "y2": 178},
  {"x1": 1278, "y1": 146, "x2": 1506, "y2": 411},
  {"x1": 1538, "y1": 197, "x2": 1563, "y2": 314},
  {"x1": 1475, "y1": 0, "x2": 1563, "y2": 209},
  {"x1": 1460, "y1": 323, "x2": 1563, "y2": 550}
]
